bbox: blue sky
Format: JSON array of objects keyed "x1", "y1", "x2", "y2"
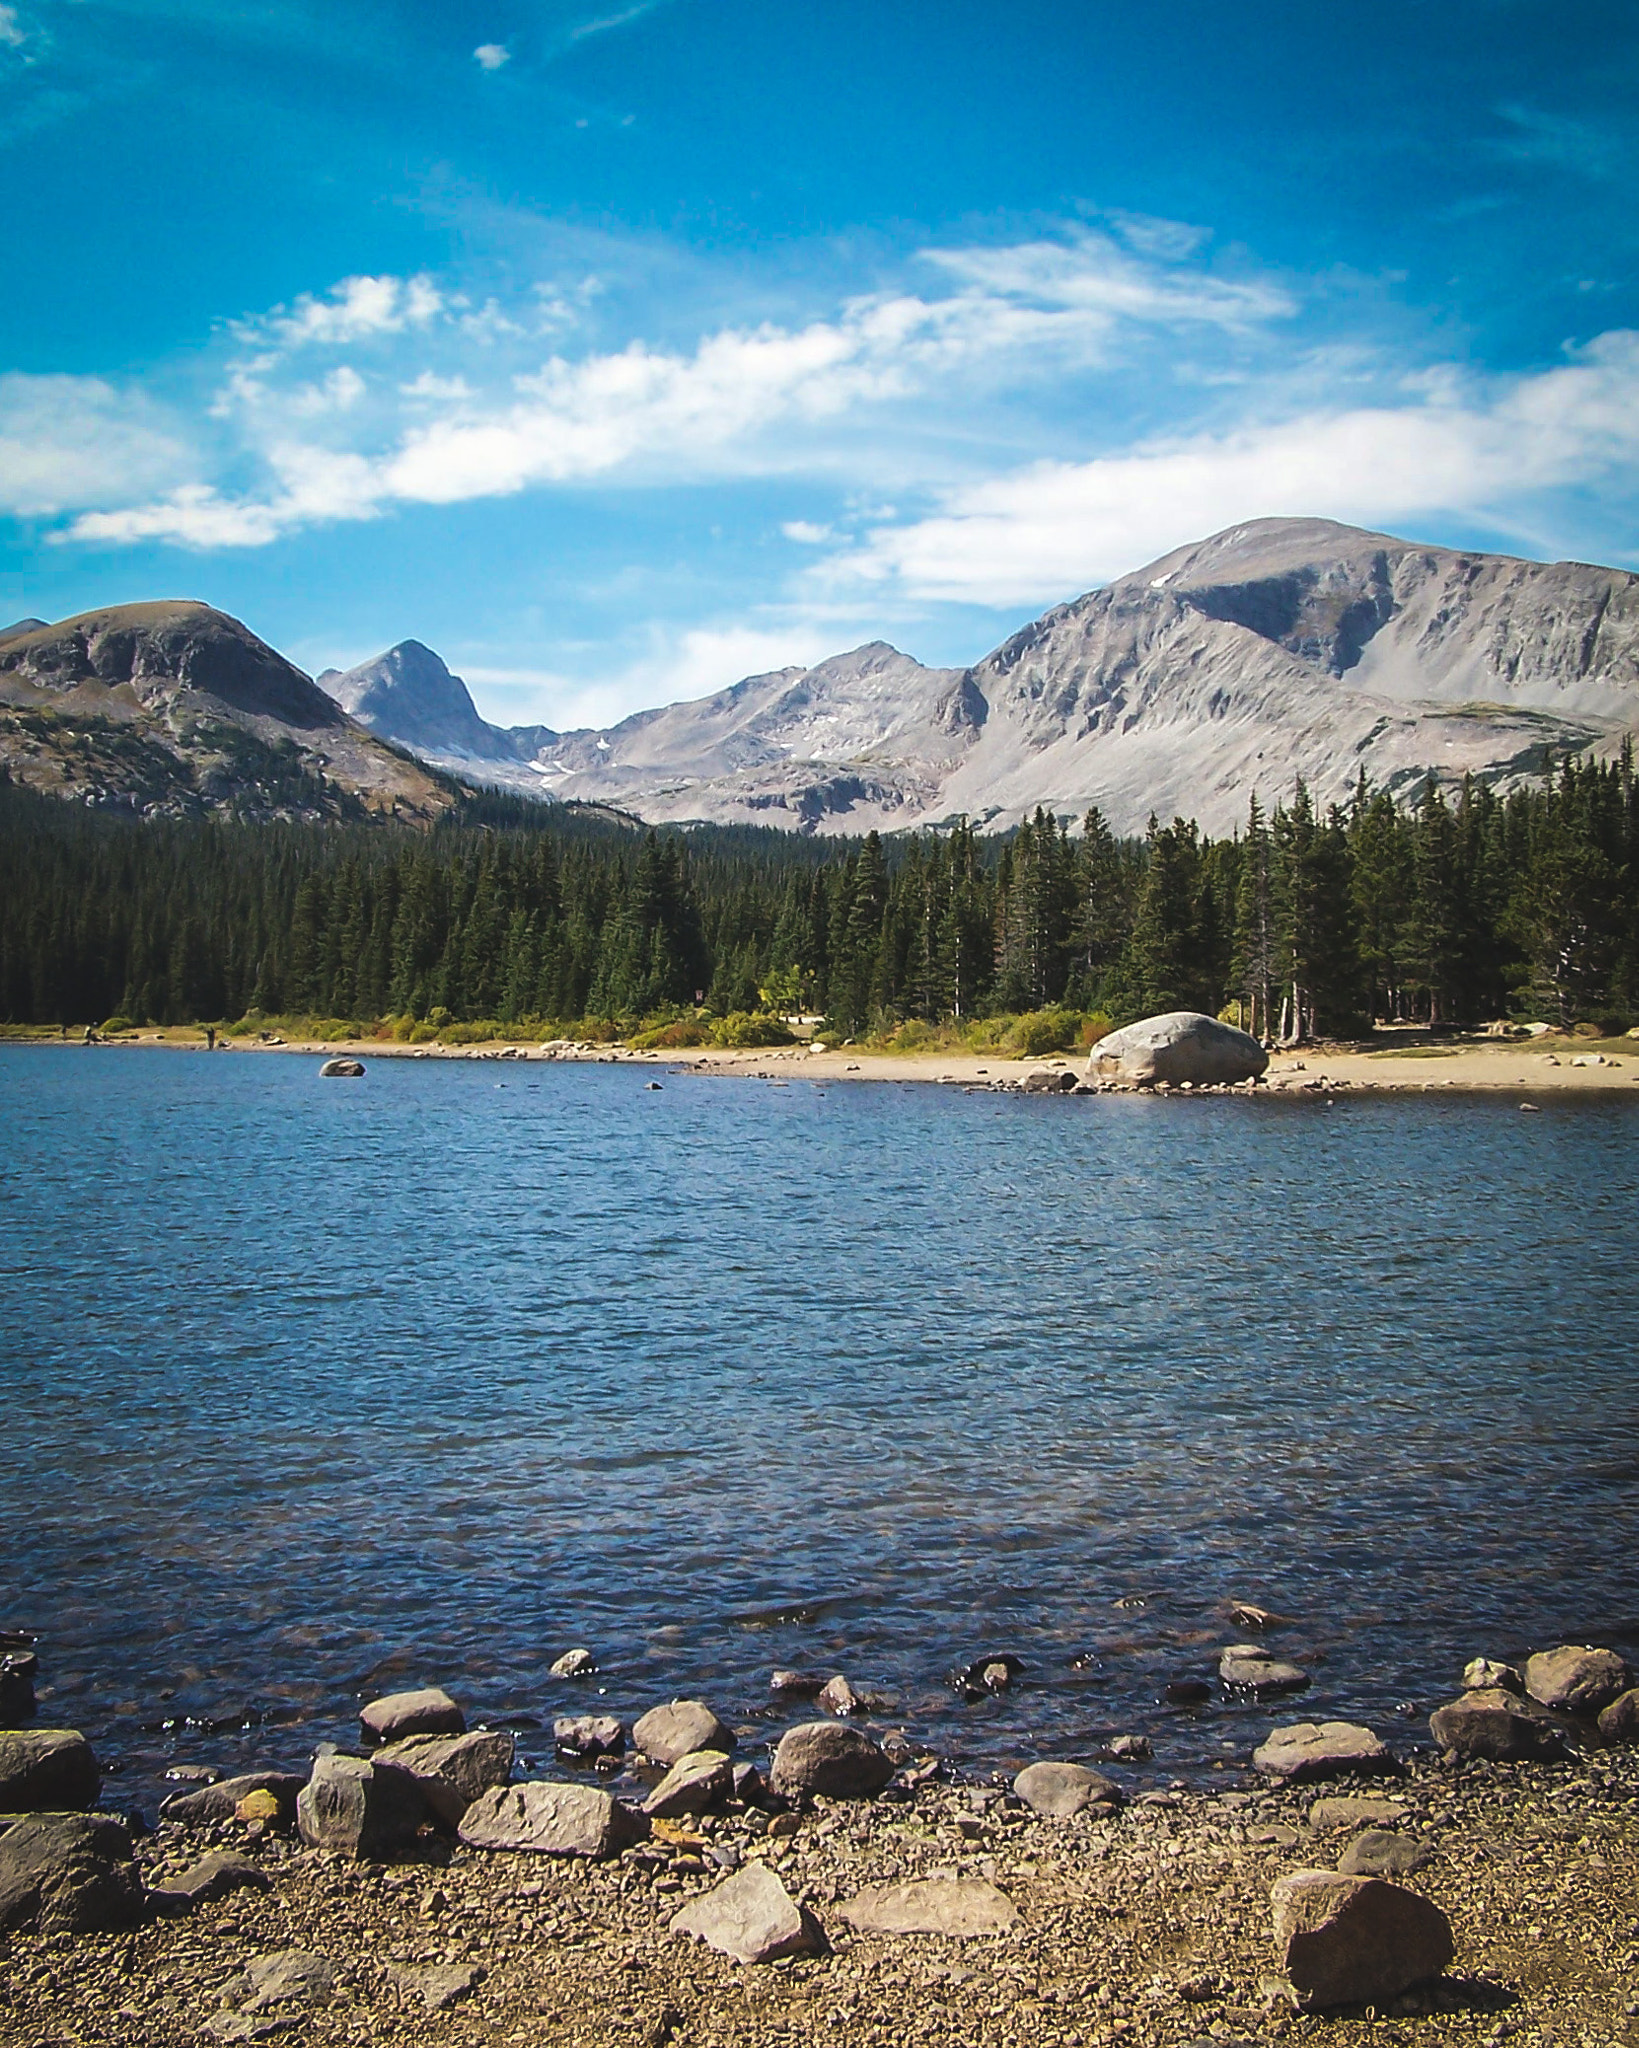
[{"x1": 2, "y1": 0, "x2": 1637, "y2": 728}]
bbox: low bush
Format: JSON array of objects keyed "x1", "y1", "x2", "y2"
[
  {"x1": 710, "y1": 1011, "x2": 796, "y2": 1048},
  {"x1": 628, "y1": 1018, "x2": 714, "y2": 1049},
  {"x1": 1010, "y1": 1008, "x2": 1082, "y2": 1057}
]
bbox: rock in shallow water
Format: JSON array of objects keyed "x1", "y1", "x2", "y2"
[
  {"x1": 549, "y1": 1649, "x2": 596, "y2": 1679},
  {"x1": 1524, "y1": 1645, "x2": 1632, "y2": 1714},
  {"x1": 457, "y1": 1780, "x2": 643, "y2": 1857},
  {"x1": 1013, "y1": 1760, "x2": 1123, "y2": 1818},
  {"x1": 633, "y1": 1700, "x2": 734, "y2": 1766},
  {"x1": 670, "y1": 1862, "x2": 821, "y2": 1964},
  {"x1": 1271, "y1": 1870, "x2": 1453, "y2": 2009},
  {"x1": 0, "y1": 1813, "x2": 145, "y2": 1934},
  {"x1": 555, "y1": 1714, "x2": 625, "y2": 1761},
  {"x1": 1088, "y1": 1011, "x2": 1268, "y2": 1086},
  {"x1": 769, "y1": 1721, "x2": 895, "y2": 1800},
  {"x1": 1462, "y1": 1657, "x2": 1523, "y2": 1693},
  {"x1": 360, "y1": 1686, "x2": 465, "y2": 1743},
  {"x1": 1253, "y1": 1722, "x2": 1394, "y2": 1782},
  {"x1": 1220, "y1": 1645, "x2": 1309, "y2": 1695},
  {"x1": 0, "y1": 1728, "x2": 99, "y2": 1811},
  {"x1": 840, "y1": 1877, "x2": 1018, "y2": 1938}
]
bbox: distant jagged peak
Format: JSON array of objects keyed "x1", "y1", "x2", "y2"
[{"x1": 322, "y1": 637, "x2": 511, "y2": 760}]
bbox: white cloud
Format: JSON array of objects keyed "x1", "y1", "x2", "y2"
[
  {"x1": 0, "y1": 6, "x2": 25, "y2": 48},
  {"x1": 782, "y1": 520, "x2": 834, "y2": 544},
  {"x1": 463, "y1": 620, "x2": 841, "y2": 727},
  {"x1": 473, "y1": 42, "x2": 510, "y2": 69},
  {"x1": 0, "y1": 373, "x2": 194, "y2": 517},
  {"x1": 261, "y1": 274, "x2": 444, "y2": 348},
  {"x1": 828, "y1": 331, "x2": 1639, "y2": 604}
]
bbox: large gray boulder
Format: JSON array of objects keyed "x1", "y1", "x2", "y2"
[
  {"x1": 1253, "y1": 1722, "x2": 1395, "y2": 1783},
  {"x1": 1271, "y1": 1869, "x2": 1453, "y2": 2009},
  {"x1": 643, "y1": 1749, "x2": 735, "y2": 1819},
  {"x1": 456, "y1": 1780, "x2": 643, "y2": 1858},
  {"x1": 0, "y1": 1813, "x2": 145, "y2": 1934},
  {"x1": 0, "y1": 1729, "x2": 99, "y2": 1811},
  {"x1": 371, "y1": 1731, "x2": 513, "y2": 1828},
  {"x1": 296, "y1": 1753, "x2": 426, "y2": 1858},
  {"x1": 1429, "y1": 1688, "x2": 1563, "y2": 1762},
  {"x1": 151, "y1": 1850, "x2": 271, "y2": 1907},
  {"x1": 840, "y1": 1878, "x2": 1017, "y2": 1938},
  {"x1": 1597, "y1": 1688, "x2": 1639, "y2": 1744},
  {"x1": 769, "y1": 1721, "x2": 895, "y2": 1801},
  {"x1": 1088, "y1": 1011, "x2": 1268, "y2": 1086},
  {"x1": 1523, "y1": 1646, "x2": 1632, "y2": 1715}
]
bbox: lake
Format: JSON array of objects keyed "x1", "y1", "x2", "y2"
[{"x1": 2, "y1": 1043, "x2": 1636, "y2": 1810}]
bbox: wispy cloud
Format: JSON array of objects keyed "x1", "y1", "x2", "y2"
[
  {"x1": 59, "y1": 229, "x2": 1296, "y2": 549},
  {"x1": 0, "y1": 373, "x2": 195, "y2": 518},
  {"x1": 1494, "y1": 103, "x2": 1629, "y2": 182},
  {"x1": 568, "y1": 1, "x2": 667, "y2": 44},
  {"x1": 0, "y1": 6, "x2": 27, "y2": 49},
  {"x1": 473, "y1": 42, "x2": 510, "y2": 70},
  {"x1": 824, "y1": 331, "x2": 1639, "y2": 604}
]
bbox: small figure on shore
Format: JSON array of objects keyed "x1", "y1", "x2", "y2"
[
  {"x1": 205, "y1": 1026, "x2": 217, "y2": 1051},
  {"x1": 82, "y1": 1025, "x2": 99, "y2": 1046}
]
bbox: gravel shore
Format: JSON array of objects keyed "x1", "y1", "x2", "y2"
[{"x1": 5, "y1": 1749, "x2": 1636, "y2": 2048}]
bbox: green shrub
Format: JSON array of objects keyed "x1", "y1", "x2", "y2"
[
  {"x1": 100, "y1": 1015, "x2": 135, "y2": 1034},
  {"x1": 409, "y1": 1022, "x2": 442, "y2": 1043},
  {"x1": 628, "y1": 1018, "x2": 714, "y2": 1049},
  {"x1": 1011, "y1": 1008, "x2": 1082, "y2": 1056},
  {"x1": 710, "y1": 1011, "x2": 796, "y2": 1048}
]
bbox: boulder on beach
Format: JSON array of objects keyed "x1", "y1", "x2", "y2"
[
  {"x1": 371, "y1": 1730, "x2": 514, "y2": 1828},
  {"x1": 1523, "y1": 1645, "x2": 1632, "y2": 1715},
  {"x1": 0, "y1": 1728, "x2": 100, "y2": 1811},
  {"x1": 840, "y1": 1877, "x2": 1018, "y2": 1938},
  {"x1": 1307, "y1": 1794, "x2": 1407, "y2": 1832},
  {"x1": 1429, "y1": 1687, "x2": 1563, "y2": 1762},
  {"x1": 1597, "y1": 1688, "x2": 1639, "y2": 1744},
  {"x1": 151, "y1": 1850, "x2": 271, "y2": 1907},
  {"x1": 1087, "y1": 1011, "x2": 1268, "y2": 1087},
  {"x1": 160, "y1": 1770, "x2": 306, "y2": 1827},
  {"x1": 1271, "y1": 1869, "x2": 1453, "y2": 2009},
  {"x1": 769, "y1": 1721, "x2": 895, "y2": 1801},
  {"x1": 633, "y1": 1700, "x2": 734, "y2": 1766},
  {"x1": 296, "y1": 1752, "x2": 427, "y2": 1859},
  {"x1": 360, "y1": 1686, "x2": 465, "y2": 1743},
  {"x1": 671, "y1": 1862, "x2": 822, "y2": 1964},
  {"x1": 456, "y1": 1780, "x2": 643, "y2": 1858},
  {"x1": 643, "y1": 1748, "x2": 734, "y2": 1818},
  {"x1": 0, "y1": 1813, "x2": 145, "y2": 1934},
  {"x1": 1252, "y1": 1722, "x2": 1394, "y2": 1783},
  {"x1": 1013, "y1": 1760, "x2": 1123, "y2": 1819},
  {"x1": 1338, "y1": 1829, "x2": 1432, "y2": 1878}
]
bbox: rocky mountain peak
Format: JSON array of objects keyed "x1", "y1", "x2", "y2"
[{"x1": 320, "y1": 640, "x2": 502, "y2": 759}]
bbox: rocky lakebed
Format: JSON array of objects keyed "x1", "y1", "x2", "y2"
[{"x1": 2, "y1": 1638, "x2": 1638, "y2": 2048}]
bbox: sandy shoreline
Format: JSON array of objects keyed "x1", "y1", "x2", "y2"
[{"x1": 16, "y1": 1030, "x2": 1639, "y2": 1094}]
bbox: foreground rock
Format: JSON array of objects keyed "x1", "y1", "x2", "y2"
[
  {"x1": 671, "y1": 1864, "x2": 821, "y2": 1964},
  {"x1": 151, "y1": 1850, "x2": 270, "y2": 1906},
  {"x1": 1013, "y1": 1760, "x2": 1123, "y2": 1818},
  {"x1": 840, "y1": 1877, "x2": 1017, "y2": 1938},
  {"x1": 633, "y1": 1701, "x2": 734, "y2": 1766},
  {"x1": 0, "y1": 1813, "x2": 144, "y2": 1934},
  {"x1": 386, "y1": 1961, "x2": 481, "y2": 2012},
  {"x1": 1307, "y1": 1795, "x2": 1407, "y2": 1831},
  {"x1": 1338, "y1": 1829, "x2": 1432, "y2": 1877},
  {"x1": 372, "y1": 1730, "x2": 514, "y2": 1827},
  {"x1": 1271, "y1": 1869, "x2": 1454, "y2": 2009},
  {"x1": 1253, "y1": 1722, "x2": 1394, "y2": 1782},
  {"x1": 1088, "y1": 1011, "x2": 1269, "y2": 1086},
  {"x1": 1462, "y1": 1657, "x2": 1523, "y2": 1692},
  {"x1": 457, "y1": 1781, "x2": 643, "y2": 1857},
  {"x1": 644, "y1": 1749, "x2": 734, "y2": 1819},
  {"x1": 161, "y1": 1770, "x2": 307, "y2": 1827},
  {"x1": 769, "y1": 1722, "x2": 895, "y2": 1800},
  {"x1": 0, "y1": 1728, "x2": 99, "y2": 1810},
  {"x1": 1220, "y1": 1644, "x2": 1309, "y2": 1695},
  {"x1": 218, "y1": 1948, "x2": 335, "y2": 2014},
  {"x1": 1597, "y1": 1688, "x2": 1639, "y2": 1744},
  {"x1": 1430, "y1": 1687, "x2": 1563, "y2": 1761},
  {"x1": 555, "y1": 1714, "x2": 625, "y2": 1761},
  {"x1": 1524, "y1": 1645, "x2": 1632, "y2": 1714},
  {"x1": 297, "y1": 1753, "x2": 427, "y2": 1858},
  {"x1": 360, "y1": 1686, "x2": 465, "y2": 1743}
]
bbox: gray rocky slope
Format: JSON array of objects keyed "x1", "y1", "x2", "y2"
[{"x1": 320, "y1": 519, "x2": 1639, "y2": 836}]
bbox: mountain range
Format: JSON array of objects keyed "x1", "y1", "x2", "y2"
[
  {"x1": 318, "y1": 517, "x2": 1639, "y2": 836},
  {"x1": 6, "y1": 517, "x2": 1637, "y2": 834}
]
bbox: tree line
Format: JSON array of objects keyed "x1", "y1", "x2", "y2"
[{"x1": 1, "y1": 753, "x2": 1635, "y2": 1038}]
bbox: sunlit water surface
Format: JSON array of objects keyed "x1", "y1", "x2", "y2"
[{"x1": 2, "y1": 1045, "x2": 1636, "y2": 1810}]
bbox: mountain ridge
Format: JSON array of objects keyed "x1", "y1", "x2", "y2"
[{"x1": 319, "y1": 517, "x2": 1639, "y2": 835}]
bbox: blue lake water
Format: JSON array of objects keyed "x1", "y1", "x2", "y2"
[{"x1": 2, "y1": 1043, "x2": 1637, "y2": 1809}]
